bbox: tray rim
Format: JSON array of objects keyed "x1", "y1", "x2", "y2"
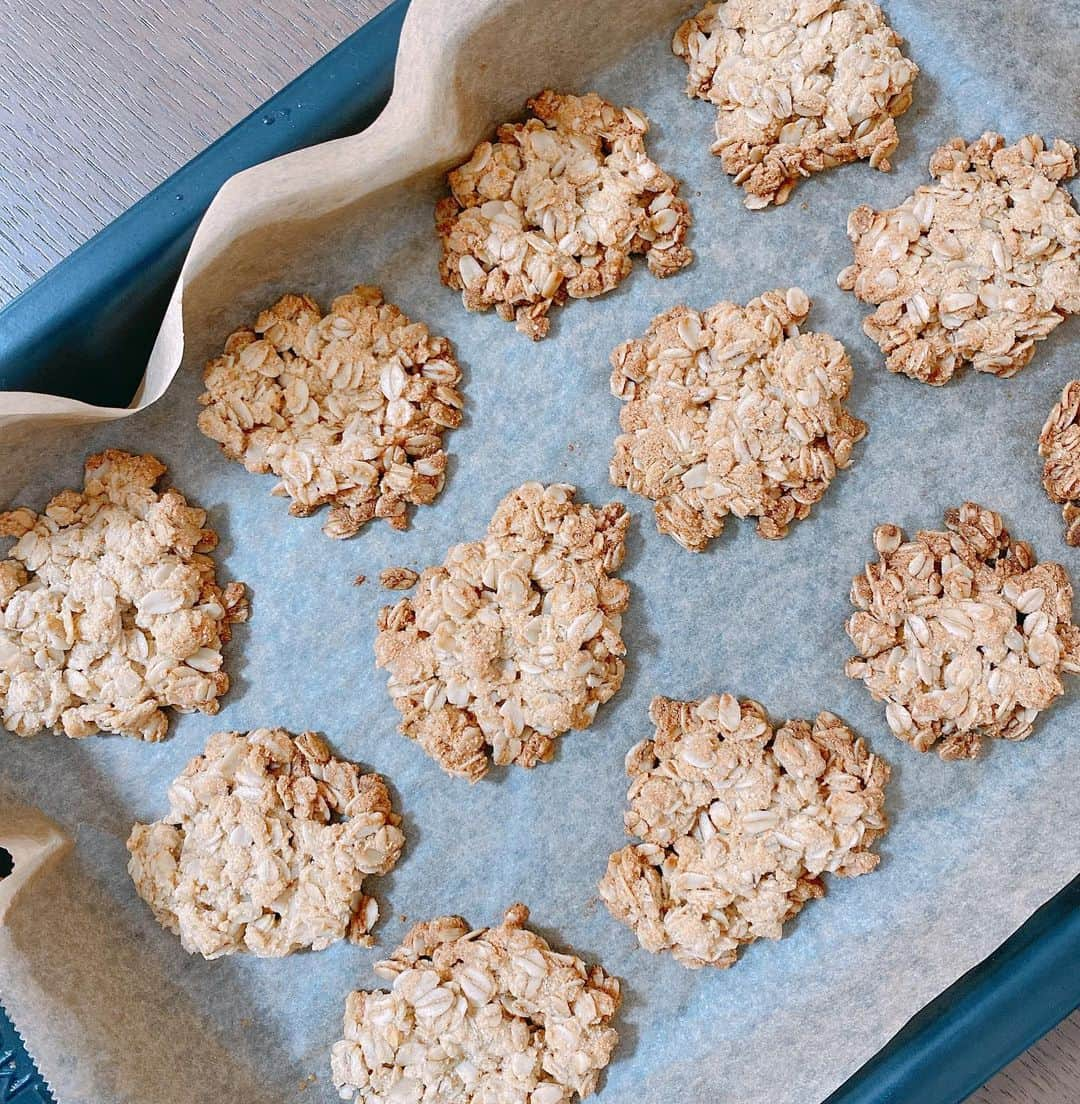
[{"x1": 0, "y1": 1, "x2": 1077, "y2": 1100}]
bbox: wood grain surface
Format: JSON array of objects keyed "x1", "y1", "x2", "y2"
[{"x1": 0, "y1": 1, "x2": 1075, "y2": 1101}]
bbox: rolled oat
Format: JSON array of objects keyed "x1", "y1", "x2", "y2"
[
  {"x1": 436, "y1": 90, "x2": 693, "y2": 340},
  {"x1": 673, "y1": 1, "x2": 917, "y2": 208},
  {"x1": 330, "y1": 903, "x2": 620, "y2": 1103},
  {"x1": 375, "y1": 483, "x2": 630, "y2": 781},
  {"x1": 127, "y1": 727, "x2": 404, "y2": 957},
  {"x1": 599, "y1": 694, "x2": 888, "y2": 969},
  {"x1": 380, "y1": 566, "x2": 420, "y2": 590},
  {"x1": 0, "y1": 450, "x2": 246, "y2": 741},
  {"x1": 609, "y1": 287, "x2": 866, "y2": 551},
  {"x1": 198, "y1": 286, "x2": 463, "y2": 538},
  {"x1": 846, "y1": 502, "x2": 1080, "y2": 758},
  {"x1": 839, "y1": 133, "x2": 1080, "y2": 384}
]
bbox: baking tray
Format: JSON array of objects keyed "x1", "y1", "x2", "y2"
[{"x1": 0, "y1": 1, "x2": 1077, "y2": 1100}]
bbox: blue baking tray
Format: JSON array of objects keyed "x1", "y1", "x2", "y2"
[{"x1": 0, "y1": 0, "x2": 1077, "y2": 1099}]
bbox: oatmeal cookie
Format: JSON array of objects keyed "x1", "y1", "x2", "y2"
[
  {"x1": 839, "y1": 133, "x2": 1080, "y2": 384},
  {"x1": 599, "y1": 694, "x2": 888, "y2": 969},
  {"x1": 673, "y1": 0, "x2": 917, "y2": 208},
  {"x1": 436, "y1": 90, "x2": 693, "y2": 340},
  {"x1": 198, "y1": 285, "x2": 463, "y2": 538},
  {"x1": 331, "y1": 903, "x2": 620, "y2": 1104},
  {"x1": 609, "y1": 287, "x2": 865, "y2": 552},
  {"x1": 375, "y1": 483, "x2": 630, "y2": 781},
  {"x1": 846, "y1": 502, "x2": 1080, "y2": 758},
  {"x1": 127, "y1": 728, "x2": 404, "y2": 957},
  {"x1": 0, "y1": 450, "x2": 246, "y2": 741},
  {"x1": 1039, "y1": 380, "x2": 1080, "y2": 546}
]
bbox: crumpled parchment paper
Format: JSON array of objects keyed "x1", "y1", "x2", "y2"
[{"x1": 1, "y1": 2, "x2": 1079, "y2": 1102}]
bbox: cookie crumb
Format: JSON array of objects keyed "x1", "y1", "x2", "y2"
[{"x1": 352, "y1": 574, "x2": 366, "y2": 587}]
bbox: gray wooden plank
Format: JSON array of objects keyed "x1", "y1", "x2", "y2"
[{"x1": 0, "y1": 0, "x2": 385, "y2": 302}]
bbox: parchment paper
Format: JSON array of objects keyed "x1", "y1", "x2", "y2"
[{"x1": 2, "y1": 2, "x2": 1079, "y2": 1102}]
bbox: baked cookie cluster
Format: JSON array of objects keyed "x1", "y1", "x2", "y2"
[
  {"x1": 199, "y1": 286, "x2": 463, "y2": 538},
  {"x1": 839, "y1": 134, "x2": 1080, "y2": 384},
  {"x1": 437, "y1": 90, "x2": 693, "y2": 339},
  {"x1": 599, "y1": 694, "x2": 888, "y2": 968},
  {"x1": 331, "y1": 904, "x2": 620, "y2": 1104},
  {"x1": 1039, "y1": 380, "x2": 1080, "y2": 546},
  {"x1": 375, "y1": 483, "x2": 630, "y2": 781},
  {"x1": 846, "y1": 503, "x2": 1080, "y2": 759},
  {"x1": 0, "y1": 450, "x2": 246, "y2": 741},
  {"x1": 127, "y1": 728, "x2": 404, "y2": 958},
  {"x1": 673, "y1": 0, "x2": 917, "y2": 207},
  {"x1": 609, "y1": 287, "x2": 865, "y2": 551}
]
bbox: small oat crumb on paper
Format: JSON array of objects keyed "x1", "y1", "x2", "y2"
[
  {"x1": 127, "y1": 728, "x2": 405, "y2": 958},
  {"x1": 846, "y1": 502, "x2": 1080, "y2": 759},
  {"x1": 198, "y1": 285, "x2": 464, "y2": 538},
  {"x1": 330, "y1": 904, "x2": 621, "y2": 1103},
  {"x1": 436, "y1": 90, "x2": 693, "y2": 340},
  {"x1": 353, "y1": 574, "x2": 367, "y2": 587},
  {"x1": 379, "y1": 566, "x2": 419, "y2": 590},
  {"x1": 839, "y1": 133, "x2": 1080, "y2": 384},
  {"x1": 599, "y1": 694, "x2": 888, "y2": 969},
  {"x1": 0, "y1": 449, "x2": 247, "y2": 741},
  {"x1": 1039, "y1": 380, "x2": 1080, "y2": 546},
  {"x1": 609, "y1": 287, "x2": 865, "y2": 552},
  {"x1": 673, "y1": 0, "x2": 917, "y2": 208},
  {"x1": 375, "y1": 482, "x2": 630, "y2": 781}
]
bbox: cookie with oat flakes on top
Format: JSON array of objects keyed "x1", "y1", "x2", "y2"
[
  {"x1": 0, "y1": 449, "x2": 247, "y2": 742},
  {"x1": 599, "y1": 693, "x2": 888, "y2": 969},
  {"x1": 198, "y1": 285, "x2": 463, "y2": 538},
  {"x1": 1039, "y1": 380, "x2": 1080, "y2": 546},
  {"x1": 375, "y1": 482, "x2": 630, "y2": 781},
  {"x1": 673, "y1": 0, "x2": 917, "y2": 208},
  {"x1": 845, "y1": 502, "x2": 1080, "y2": 759},
  {"x1": 838, "y1": 133, "x2": 1080, "y2": 384},
  {"x1": 609, "y1": 287, "x2": 866, "y2": 552},
  {"x1": 127, "y1": 728, "x2": 404, "y2": 958},
  {"x1": 436, "y1": 90, "x2": 692, "y2": 340},
  {"x1": 331, "y1": 904, "x2": 621, "y2": 1104}
]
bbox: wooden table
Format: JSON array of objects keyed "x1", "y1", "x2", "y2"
[{"x1": 1, "y1": 1, "x2": 1076, "y2": 1100}]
